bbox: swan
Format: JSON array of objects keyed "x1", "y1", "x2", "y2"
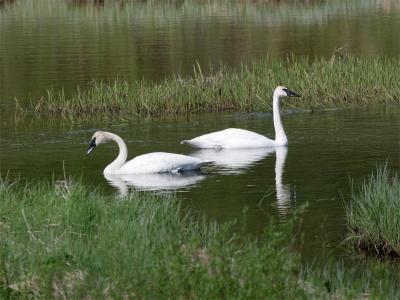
[
  {"x1": 86, "y1": 131, "x2": 210, "y2": 174},
  {"x1": 181, "y1": 86, "x2": 300, "y2": 149}
]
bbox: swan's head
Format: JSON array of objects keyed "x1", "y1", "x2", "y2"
[
  {"x1": 274, "y1": 86, "x2": 300, "y2": 98},
  {"x1": 87, "y1": 131, "x2": 107, "y2": 155}
]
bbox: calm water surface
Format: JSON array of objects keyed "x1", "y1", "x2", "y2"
[
  {"x1": 1, "y1": 105, "x2": 399, "y2": 259},
  {"x1": 1, "y1": 0, "x2": 399, "y2": 103},
  {"x1": 0, "y1": 0, "x2": 399, "y2": 261}
]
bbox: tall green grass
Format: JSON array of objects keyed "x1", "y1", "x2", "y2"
[
  {"x1": 1, "y1": 178, "x2": 399, "y2": 298},
  {"x1": 345, "y1": 165, "x2": 400, "y2": 258},
  {"x1": 28, "y1": 56, "x2": 400, "y2": 121}
]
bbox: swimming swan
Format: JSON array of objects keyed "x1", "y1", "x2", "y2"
[
  {"x1": 181, "y1": 86, "x2": 300, "y2": 149},
  {"x1": 86, "y1": 131, "x2": 210, "y2": 174}
]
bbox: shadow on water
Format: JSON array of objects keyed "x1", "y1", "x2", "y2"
[
  {"x1": 190, "y1": 146, "x2": 294, "y2": 216},
  {"x1": 190, "y1": 147, "x2": 276, "y2": 175},
  {"x1": 104, "y1": 171, "x2": 206, "y2": 196},
  {"x1": 104, "y1": 146, "x2": 295, "y2": 219}
]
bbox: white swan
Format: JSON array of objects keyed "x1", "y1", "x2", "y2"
[
  {"x1": 181, "y1": 86, "x2": 300, "y2": 149},
  {"x1": 86, "y1": 131, "x2": 210, "y2": 174}
]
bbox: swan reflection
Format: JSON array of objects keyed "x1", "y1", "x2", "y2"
[
  {"x1": 274, "y1": 146, "x2": 292, "y2": 217},
  {"x1": 190, "y1": 148, "x2": 275, "y2": 174},
  {"x1": 104, "y1": 172, "x2": 206, "y2": 196},
  {"x1": 104, "y1": 147, "x2": 293, "y2": 216}
]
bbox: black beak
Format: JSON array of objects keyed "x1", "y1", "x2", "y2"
[
  {"x1": 87, "y1": 138, "x2": 96, "y2": 155},
  {"x1": 283, "y1": 88, "x2": 301, "y2": 97}
]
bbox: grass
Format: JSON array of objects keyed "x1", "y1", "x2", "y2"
[
  {"x1": 345, "y1": 165, "x2": 400, "y2": 258},
  {"x1": 27, "y1": 56, "x2": 400, "y2": 121},
  {"x1": 1, "y1": 178, "x2": 399, "y2": 299}
]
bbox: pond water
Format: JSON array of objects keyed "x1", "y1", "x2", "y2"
[
  {"x1": 1, "y1": 105, "x2": 399, "y2": 260},
  {"x1": 1, "y1": 0, "x2": 399, "y2": 103},
  {"x1": 0, "y1": 0, "x2": 399, "y2": 261}
]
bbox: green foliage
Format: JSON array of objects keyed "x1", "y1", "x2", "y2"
[
  {"x1": 29, "y1": 56, "x2": 400, "y2": 121},
  {"x1": 345, "y1": 165, "x2": 400, "y2": 257},
  {"x1": 0, "y1": 179, "x2": 399, "y2": 298}
]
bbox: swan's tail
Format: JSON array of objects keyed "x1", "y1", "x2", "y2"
[
  {"x1": 180, "y1": 140, "x2": 190, "y2": 145},
  {"x1": 181, "y1": 139, "x2": 220, "y2": 149},
  {"x1": 180, "y1": 139, "x2": 199, "y2": 148}
]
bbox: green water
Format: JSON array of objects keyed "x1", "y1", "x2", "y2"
[
  {"x1": 0, "y1": 0, "x2": 399, "y2": 261},
  {"x1": 1, "y1": 105, "x2": 399, "y2": 259},
  {"x1": 1, "y1": 0, "x2": 399, "y2": 103}
]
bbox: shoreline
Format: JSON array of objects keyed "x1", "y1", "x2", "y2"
[{"x1": 19, "y1": 56, "x2": 399, "y2": 121}]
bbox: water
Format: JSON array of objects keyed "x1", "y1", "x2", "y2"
[
  {"x1": 1, "y1": 105, "x2": 399, "y2": 259},
  {"x1": 1, "y1": 0, "x2": 399, "y2": 103},
  {"x1": 0, "y1": 0, "x2": 399, "y2": 261}
]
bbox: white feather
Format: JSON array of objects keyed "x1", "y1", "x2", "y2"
[
  {"x1": 87, "y1": 131, "x2": 210, "y2": 174},
  {"x1": 181, "y1": 86, "x2": 299, "y2": 149}
]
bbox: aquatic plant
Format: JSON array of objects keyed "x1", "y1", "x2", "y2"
[
  {"x1": 1, "y1": 178, "x2": 399, "y2": 298},
  {"x1": 27, "y1": 56, "x2": 400, "y2": 121},
  {"x1": 345, "y1": 165, "x2": 400, "y2": 258}
]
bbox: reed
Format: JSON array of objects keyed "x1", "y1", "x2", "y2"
[
  {"x1": 28, "y1": 56, "x2": 400, "y2": 121},
  {"x1": 1, "y1": 178, "x2": 399, "y2": 298},
  {"x1": 345, "y1": 165, "x2": 400, "y2": 258}
]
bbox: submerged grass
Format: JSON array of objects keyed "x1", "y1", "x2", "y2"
[
  {"x1": 1, "y1": 178, "x2": 399, "y2": 298},
  {"x1": 29, "y1": 56, "x2": 400, "y2": 120},
  {"x1": 345, "y1": 165, "x2": 400, "y2": 258}
]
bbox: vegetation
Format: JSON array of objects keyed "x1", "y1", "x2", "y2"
[
  {"x1": 27, "y1": 56, "x2": 400, "y2": 121},
  {"x1": 1, "y1": 178, "x2": 399, "y2": 299},
  {"x1": 345, "y1": 165, "x2": 400, "y2": 258}
]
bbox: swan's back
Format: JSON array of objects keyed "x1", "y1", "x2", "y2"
[
  {"x1": 117, "y1": 152, "x2": 209, "y2": 174},
  {"x1": 182, "y1": 128, "x2": 275, "y2": 149}
]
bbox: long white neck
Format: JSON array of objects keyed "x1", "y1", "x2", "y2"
[
  {"x1": 273, "y1": 93, "x2": 288, "y2": 146},
  {"x1": 103, "y1": 132, "x2": 128, "y2": 175}
]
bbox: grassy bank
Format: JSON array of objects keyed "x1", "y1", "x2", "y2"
[
  {"x1": 345, "y1": 165, "x2": 400, "y2": 258},
  {"x1": 28, "y1": 56, "x2": 400, "y2": 120},
  {"x1": 1, "y1": 179, "x2": 399, "y2": 298}
]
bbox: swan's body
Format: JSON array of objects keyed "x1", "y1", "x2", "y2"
[
  {"x1": 87, "y1": 131, "x2": 210, "y2": 174},
  {"x1": 114, "y1": 152, "x2": 209, "y2": 174},
  {"x1": 181, "y1": 86, "x2": 299, "y2": 149},
  {"x1": 183, "y1": 128, "x2": 276, "y2": 149}
]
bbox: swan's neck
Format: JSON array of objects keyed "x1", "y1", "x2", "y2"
[
  {"x1": 103, "y1": 132, "x2": 128, "y2": 174},
  {"x1": 273, "y1": 94, "x2": 287, "y2": 146}
]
